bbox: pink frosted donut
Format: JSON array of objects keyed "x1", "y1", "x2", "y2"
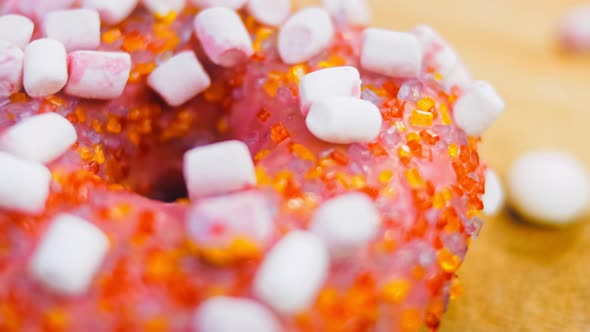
[{"x1": 0, "y1": 1, "x2": 504, "y2": 331}]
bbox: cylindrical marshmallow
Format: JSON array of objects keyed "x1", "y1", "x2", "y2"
[
  {"x1": 17, "y1": 0, "x2": 76, "y2": 20},
  {"x1": 278, "y1": 7, "x2": 335, "y2": 64},
  {"x1": 482, "y1": 168, "x2": 505, "y2": 216},
  {"x1": 507, "y1": 150, "x2": 590, "y2": 226},
  {"x1": 248, "y1": 0, "x2": 291, "y2": 26},
  {"x1": 0, "y1": 151, "x2": 51, "y2": 215},
  {"x1": 321, "y1": 0, "x2": 371, "y2": 26},
  {"x1": 23, "y1": 38, "x2": 68, "y2": 98},
  {"x1": 194, "y1": 7, "x2": 254, "y2": 67},
  {"x1": 190, "y1": 0, "x2": 247, "y2": 10},
  {"x1": 0, "y1": 113, "x2": 77, "y2": 164},
  {"x1": 183, "y1": 140, "x2": 256, "y2": 199},
  {"x1": 558, "y1": 6, "x2": 590, "y2": 52},
  {"x1": 0, "y1": 41, "x2": 24, "y2": 98},
  {"x1": 310, "y1": 193, "x2": 381, "y2": 259},
  {"x1": 83, "y1": 0, "x2": 139, "y2": 25},
  {"x1": 29, "y1": 214, "x2": 109, "y2": 296},
  {"x1": 361, "y1": 28, "x2": 423, "y2": 78},
  {"x1": 186, "y1": 191, "x2": 274, "y2": 250},
  {"x1": 299, "y1": 66, "x2": 361, "y2": 115},
  {"x1": 65, "y1": 51, "x2": 131, "y2": 100},
  {"x1": 142, "y1": 0, "x2": 185, "y2": 16},
  {"x1": 453, "y1": 81, "x2": 505, "y2": 137},
  {"x1": 147, "y1": 51, "x2": 210, "y2": 106},
  {"x1": 253, "y1": 231, "x2": 329, "y2": 314},
  {"x1": 42, "y1": 9, "x2": 101, "y2": 52},
  {"x1": 0, "y1": 14, "x2": 34, "y2": 50},
  {"x1": 194, "y1": 297, "x2": 281, "y2": 332},
  {"x1": 306, "y1": 96, "x2": 383, "y2": 144}
]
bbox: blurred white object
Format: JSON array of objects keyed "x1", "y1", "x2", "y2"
[
  {"x1": 190, "y1": 0, "x2": 247, "y2": 9},
  {"x1": 83, "y1": 0, "x2": 139, "y2": 25},
  {"x1": 298, "y1": 66, "x2": 361, "y2": 116},
  {"x1": 248, "y1": 0, "x2": 290, "y2": 26},
  {"x1": 142, "y1": 0, "x2": 185, "y2": 16},
  {"x1": 507, "y1": 150, "x2": 590, "y2": 225},
  {"x1": 558, "y1": 6, "x2": 590, "y2": 52},
  {"x1": 42, "y1": 9, "x2": 101, "y2": 52},
  {"x1": 194, "y1": 296, "x2": 281, "y2": 332},
  {"x1": 23, "y1": 38, "x2": 68, "y2": 97},
  {"x1": 278, "y1": 7, "x2": 334, "y2": 64},
  {"x1": 0, "y1": 41, "x2": 24, "y2": 98},
  {"x1": 482, "y1": 168, "x2": 505, "y2": 216},
  {"x1": 0, "y1": 14, "x2": 34, "y2": 50},
  {"x1": 361, "y1": 28, "x2": 422, "y2": 78}
]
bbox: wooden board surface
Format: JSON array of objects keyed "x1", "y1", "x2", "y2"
[{"x1": 295, "y1": 1, "x2": 590, "y2": 330}]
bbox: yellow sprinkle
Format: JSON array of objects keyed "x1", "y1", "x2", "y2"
[
  {"x1": 416, "y1": 97, "x2": 435, "y2": 111},
  {"x1": 290, "y1": 143, "x2": 316, "y2": 161},
  {"x1": 351, "y1": 175, "x2": 366, "y2": 189},
  {"x1": 379, "y1": 170, "x2": 394, "y2": 183},
  {"x1": 381, "y1": 278, "x2": 410, "y2": 303},
  {"x1": 405, "y1": 168, "x2": 424, "y2": 188},
  {"x1": 410, "y1": 109, "x2": 434, "y2": 127},
  {"x1": 440, "y1": 103, "x2": 452, "y2": 125},
  {"x1": 438, "y1": 248, "x2": 460, "y2": 273},
  {"x1": 406, "y1": 131, "x2": 421, "y2": 142},
  {"x1": 448, "y1": 144, "x2": 459, "y2": 158}
]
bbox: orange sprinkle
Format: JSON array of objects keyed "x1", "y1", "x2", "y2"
[
  {"x1": 256, "y1": 108, "x2": 271, "y2": 122},
  {"x1": 289, "y1": 143, "x2": 315, "y2": 161},
  {"x1": 318, "y1": 54, "x2": 346, "y2": 68},
  {"x1": 106, "y1": 116, "x2": 122, "y2": 134},
  {"x1": 253, "y1": 27, "x2": 273, "y2": 53},
  {"x1": 9, "y1": 92, "x2": 28, "y2": 103},
  {"x1": 121, "y1": 31, "x2": 146, "y2": 53},
  {"x1": 229, "y1": 237, "x2": 261, "y2": 260},
  {"x1": 42, "y1": 308, "x2": 68, "y2": 332},
  {"x1": 102, "y1": 28, "x2": 122, "y2": 44},
  {"x1": 400, "y1": 308, "x2": 422, "y2": 332},
  {"x1": 381, "y1": 278, "x2": 410, "y2": 303},
  {"x1": 203, "y1": 82, "x2": 226, "y2": 103},
  {"x1": 46, "y1": 95, "x2": 65, "y2": 106},
  {"x1": 255, "y1": 166, "x2": 271, "y2": 185},
  {"x1": 90, "y1": 119, "x2": 103, "y2": 133},
  {"x1": 410, "y1": 109, "x2": 434, "y2": 127},
  {"x1": 438, "y1": 248, "x2": 460, "y2": 273},
  {"x1": 286, "y1": 64, "x2": 308, "y2": 84},
  {"x1": 270, "y1": 122, "x2": 290, "y2": 144},
  {"x1": 394, "y1": 120, "x2": 407, "y2": 133},
  {"x1": 143, "y1": 317, "x2": 168, "y2": 332},
  {"x1": 368, "y1": 142, "x2": 388, "y2": 157},
  {"x1": 420, "y1": 129, "x2": 440, "y2": 144},
  {"x1": 154, "y1": 10, "x2": 177, "y2": 24},
  {"x1": 450, "y1": 277, "x2": 464, "y2": 300},
  {"x1": 74, "y1": 107, "x2": 87, "y2": 123},
  {"x1": 78, "y1": 146, "x2": 93, "y2": 161},
  {"x1": 216, "y1": 117, "x2": 229, "y2": 133},
  {"x1": 93, "y1": 145, "x2": 105, "y2": 164},
  {"x1": 254, "y1": 149, "x2": 270, "y2": 161}
]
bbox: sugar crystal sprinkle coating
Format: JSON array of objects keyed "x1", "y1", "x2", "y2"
[{"x1": 0, "y1": 1, "x2": 504, "y2": 331}]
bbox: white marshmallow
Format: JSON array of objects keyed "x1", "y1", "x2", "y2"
[
  {"x1": 278, "y1": 7, "x2": 335, "y2": 64},
  {"x1": 42, "y1": 9, "x2": 101, "y2": 52},
  {"x1": 183, "y1": 140, "x2": 256, "y2": 199},
  {"x1": 558, "y1": 6, "x2": 590, "y2": 52},
  {"x1": 507, "y1": 150, "x2": 590, "y2": 226},
  {"x1": 142, "y1": 0, "x2": 186, "y2": 16},
  {"x1": 65, "y1": 51, "x2": 131, "y2": 100},
  {"x1": 147, "y1": 51, "x2": 210, "y2": 106},
  {"x1": 0, "y1": 14, "x2": 34, "y2": 50},
  {"x1": 194, "y1": 297, "x2": 281, "y2": 332},
  {"x1": 0, "y1": 151, "x2": 51, "y2": 215},
  {"x1": 412, "y1": 25, "x2": 472, "y2": 91},
  {"x1": 310, "y1": 193, "x2": 380, "y2": 259},
  {"x1": 253, "y1": 231, "x2": 329, "y2": 314},
  {"x1": 194, "y1": 7, "x2": 254, "y2": 67},
  {"x1": 17, "y1": 0, "x2": 76, "y2": 20},
  {"x1": 187, "y1": 191, "x2": 274, "y2": 250},
  {"x1": 299, "y1": 66, "x2": 361, "y2": 116},
  {"x1": 83, "y1": 0, "x2": 139, "y2": 25},
  {"x1": 361, "y1": 28, "x2": 423, "y2": 78},
  {"x1": 29, "y1": 214, "x2": 109, "y2": 296},
  {"x1": 23, "y1": 38, "x2": 68, "y2": 98},
  {"x1": 321, "y1": 0, "x2": 371, "y2": 26},
  {"x1": 0, "y1": 41, "x2": 24, "y2": 98},
  {"x1": 0, "y1": 113, "x2": 77, "y2": 164},
  {"x1": 190, "y1": 0, "x2": 247, "y2": 10},
  {"x1": 248, "y1": 0, "x2": 291, "y2": 26},
  {"x1": 482, "y1": 169, "x2": 505, "y2": 216},
  {"x1": 453, "y1": 81, "x2": 505, "y2": 137},
  {"x1": 306, "y1": 96, "x2": 382, "y2": 144}
]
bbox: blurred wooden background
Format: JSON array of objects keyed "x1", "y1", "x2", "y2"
[{"x1": 295, "y1": 0, "x2": 590, "y2": 330}]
